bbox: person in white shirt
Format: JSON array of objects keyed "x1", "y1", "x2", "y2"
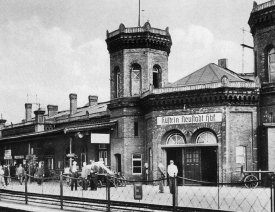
[{"x1": 167, "y1": 160, "x2": 178, "y2": 194}]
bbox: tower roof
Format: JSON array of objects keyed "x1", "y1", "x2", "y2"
[
  {"x1": 106, "y1": 22, "x2": 172, "y2": 54},
  {"x1": 172, "y1": 63, "x2": 247, "y2": 87}
]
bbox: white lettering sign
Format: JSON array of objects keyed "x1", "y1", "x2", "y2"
[{"x1": 157, "y1": 113, "x2": 222, "y2": 125}]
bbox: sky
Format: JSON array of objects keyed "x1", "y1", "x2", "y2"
[{"x1": 0, "y1": 0, "x2": 268, "y2": 124}]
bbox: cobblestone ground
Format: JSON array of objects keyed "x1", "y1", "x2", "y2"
[{"x1": 0, "y1": 180, "x2": 272, "y2": 212}]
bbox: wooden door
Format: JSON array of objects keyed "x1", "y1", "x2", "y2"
[{"x1": 184, "y1": 148, "x2": 201, "y2": 182}]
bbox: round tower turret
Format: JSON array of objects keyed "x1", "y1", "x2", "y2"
[{"x1": 106, "y1": 22, "x2": 172, "y2": 100}]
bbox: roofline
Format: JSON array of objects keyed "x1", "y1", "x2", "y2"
[{"x1": 0, "y1": 128, "x2": 64, "y2": 142}]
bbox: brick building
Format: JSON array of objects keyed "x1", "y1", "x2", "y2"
[{"x1": 0, "y1": 0, "x2": 274, "y2": 183}]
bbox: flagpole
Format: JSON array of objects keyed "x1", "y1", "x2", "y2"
[{"x1": 138, "y1": 0, "x2": 141, "y2": 27}]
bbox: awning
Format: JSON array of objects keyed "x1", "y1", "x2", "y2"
[
  {"x1": 64, "y1": 121, "x2": 117, "y2": 134},
  {"x1": 0, "y1": 128, "x2": 64, "y2": 142}
]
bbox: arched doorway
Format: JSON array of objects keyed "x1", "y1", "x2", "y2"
[
  {"x1": 165, "y1": 133, "x2": 185, "y2": 185},
  {"x1": 184, "y1": 131, "x2": 218, "y2": 183}
]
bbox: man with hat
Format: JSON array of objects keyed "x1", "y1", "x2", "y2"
[{"x1": 70, "y1": 161, "x2": 78, "y2": 191}]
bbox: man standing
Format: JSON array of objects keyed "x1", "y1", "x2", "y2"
[
  {"x1": 158, "y1": 162, "x2": 166, "y2": 193},
  {"x1": 89, "y1": 160, "x2": 98, "y2": 191},
  {"x1": 4, "y1": 165, "x2": 10, "y2": 186},
  {"x1": 70, "y1": 161, "x2": 78, "y2": 191},
  {"x1": 81, "y1": 162, "x2": 89, "y2": 190},
  {"x1": 167, "y1": 160, "x2": 178, "y2": 194},
  {"x1": 36, "y1": 162, "x2": 44, "y2": 185},
  {"x1": 17, "y1": 164, "x2": 24, "y2": 185}
]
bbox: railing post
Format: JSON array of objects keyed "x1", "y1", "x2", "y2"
[
  {"x1": 172, "y1": 176, "x2": 178, "y2": 212},
  {"x1": 106, "y1": 175, "x2": 111, "y2": 212},
  {"x1": 24, "y1": 171, "x2": 28, "y2": 205},
  {"x1": 60, "y1": 172, "x2": 63, "y2": 210},
  {"x1": 272, "y1": 174, "x2": 275, "y2": 212}
]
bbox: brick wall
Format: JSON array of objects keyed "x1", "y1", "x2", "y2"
[
  {"x1": 109, "y1": 48, "x2": 168, "y2": 99},
  {"x1": 142, "y1": 105, "x2": 257, "y2": 183}
]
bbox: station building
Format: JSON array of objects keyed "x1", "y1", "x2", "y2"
[{"x1": 0, "y1": 0, "x2": 274, "y2": 183}]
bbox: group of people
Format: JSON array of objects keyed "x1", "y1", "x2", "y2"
[
  {"x1": 0, "y1": 162, "x2": 45, "y2": 187},
  {"x1": 68, "y1": 160, "x2": 99, "y2": 191}
]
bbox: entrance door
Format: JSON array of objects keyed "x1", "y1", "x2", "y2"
[
  {"x1": 166, "y1": 148, "x2": 183, "y2": 185},
  {"x1": 184, "y1": 148, "x2": 201, "y2": 182},
  {"x1": 201, "y1": 147, "x2": 217, "y2": 183}
]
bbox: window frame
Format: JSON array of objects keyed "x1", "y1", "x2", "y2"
[
  {"x1": 166, "y1": 133, "x2": 185, "y2": 145},
  {"x1": 131, "y1": 64, "x2": 142, "y2": 96},
  {"x1": 132, "y1": 153, "x2": 142, "y2": 175},
  {"x1": 153, "y1": 65, "x2": 161, "y2": 88},
  {"x1": 268, "y1": 48, "x2": 275, "y2": 83},
  {"x1": 196, "y1": 131, "x2": 217, "y2": 144},
  {"x1": 114, "y1": 67, "x2": 120, "y2": 98}
]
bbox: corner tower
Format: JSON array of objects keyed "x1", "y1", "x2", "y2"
[
  {"x1": 106, "y1": 22, "x2": 172, "y2": 99},
  {"x1": 249, "y1": 1, "x2": 275, "y2": 171},
  {"x1": 106, "y1": 22, "x2": 172, "y2": 180}
]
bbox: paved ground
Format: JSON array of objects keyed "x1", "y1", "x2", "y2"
[{"x1": 0, "y1": 180, "x2": 272, "y2": 212}]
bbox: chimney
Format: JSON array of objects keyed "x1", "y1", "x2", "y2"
[
  {"x1": 218, "y1": 58, "x2": 228, "y2": 69},
  {"x1": 34, "y1": 108, "x2": 45, "y2": 124},
  {"x1": 69, "y1": 93, "x2": 77, "y2": 115},
  {"x1": 47, "y1": 105, "x2": 58, "y2": 117},
  {"x1": 0, "y1": 117, "x2": 6, "y2": 138},
  {"x1": 88, "y1": 95, "x2": 98, "y2": 106},
  {"x1": 25, "y1": 103, "x2": 32, "y2": 122}
]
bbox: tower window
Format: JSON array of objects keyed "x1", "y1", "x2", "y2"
[
  {"x1": 114, "y1": 67, "x2": 120, "y2": 98},
  {"x1": 153, "y1": 65, "x2": 161, "y2": 88},
  {"x1": 268, "y1": 48, "x2": 275, "y2": 83},
  {"x1": 131, "y1": 63, "x2": 141, "y2": 96},
  {"x1": 134, "y1": 121, "x2": 139, "y2": 136}
]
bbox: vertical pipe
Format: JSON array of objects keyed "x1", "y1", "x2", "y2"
[
  {"x1": 273, "y1": 178, "x2": 275, "y2": 212},
  {"x1": 138, "y1": 0, "x2": 141, "y2": 27},
  {"x1": 172, "y1": 177, "x2": 176, "y2": 212},
  {"x1": 60, "y1": 172, "x2": 63, "y2": 210},
  {"x1": 107, "y1": 176, "x2": 111, "y2": 212},
  {"x1": 25, "y1": 171, "x2": 28, "y2": 205},
  {"x1": 69, "y1": 137, "x2": 72, "y2": 168}
]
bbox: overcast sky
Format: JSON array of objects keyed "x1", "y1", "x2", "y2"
[{"x1": 0, "y1": 0, "x2": 267, "y2": 123}]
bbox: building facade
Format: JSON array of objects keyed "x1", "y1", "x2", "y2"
[{"x1": 0, "y1": 0, "x2": 274, "y2": 183}]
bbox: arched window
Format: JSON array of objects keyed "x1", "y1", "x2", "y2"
[
  {"x1": 153, "y1": 65, "x2": 161, "y2": 88},
  {"x1": 131, "y1": 63, "x2": 141, "y2": 96},
  {"x1": 114, "y1": 66, "x2": 120, "y2": 98},
  {"x1": 196, "y1": 131, "x2": 217, "y2": 144},
  {"x1": 166, "y1": 133, "x2": 185, "y2": 145},
  {"x1": 268, "y1": 48, "x2": 275, "y2": 83}
]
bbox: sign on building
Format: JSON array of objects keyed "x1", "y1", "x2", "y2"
[
  {"x1": 4, "y1": 149, "x2": 12, "y2": 160},
  {"x1": 157, "y1": 113, "x2": 222, "y2": 125},
  {"x1": 236, "y1": 146, "x2": 246, "y2": 164}
]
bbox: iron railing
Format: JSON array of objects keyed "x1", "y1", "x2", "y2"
[{"x1": 0, "y1": 172, "x2": 274, "y2": 212}]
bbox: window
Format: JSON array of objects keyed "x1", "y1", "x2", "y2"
[
  {"x1": 166, "y1": 133, "x2": 185, "y2": 145},
  {"x1": 196, "y1": 131, "x2": 217, "y2": 144},
  {"x1": 132, "y1": 153, "x2": 142, "y2": 174},
  {"x1": 47, "y1": 158, "x2": 54, "y2": 170},
  {"x1": 99, "y1": 144, "x2": 108, "y2": 149},
  {"x1": 131, "y1": 64, "x2": 141, "y2": 96},
  {"x1": 268, "y1": 48, "x2": 275, "y2": 83},
  {"x1": 114, "y1": 67, "x2": 120, "y2": 98},
  {"x1": 134, "y1": 121, "x2": 139, "y2": 136},
  {"x1": 153, "y1": 65, "x2": 161, "y2": 88},
  {"x1": 99, "y1": 150, "x2": 108, "y2": 165}
]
